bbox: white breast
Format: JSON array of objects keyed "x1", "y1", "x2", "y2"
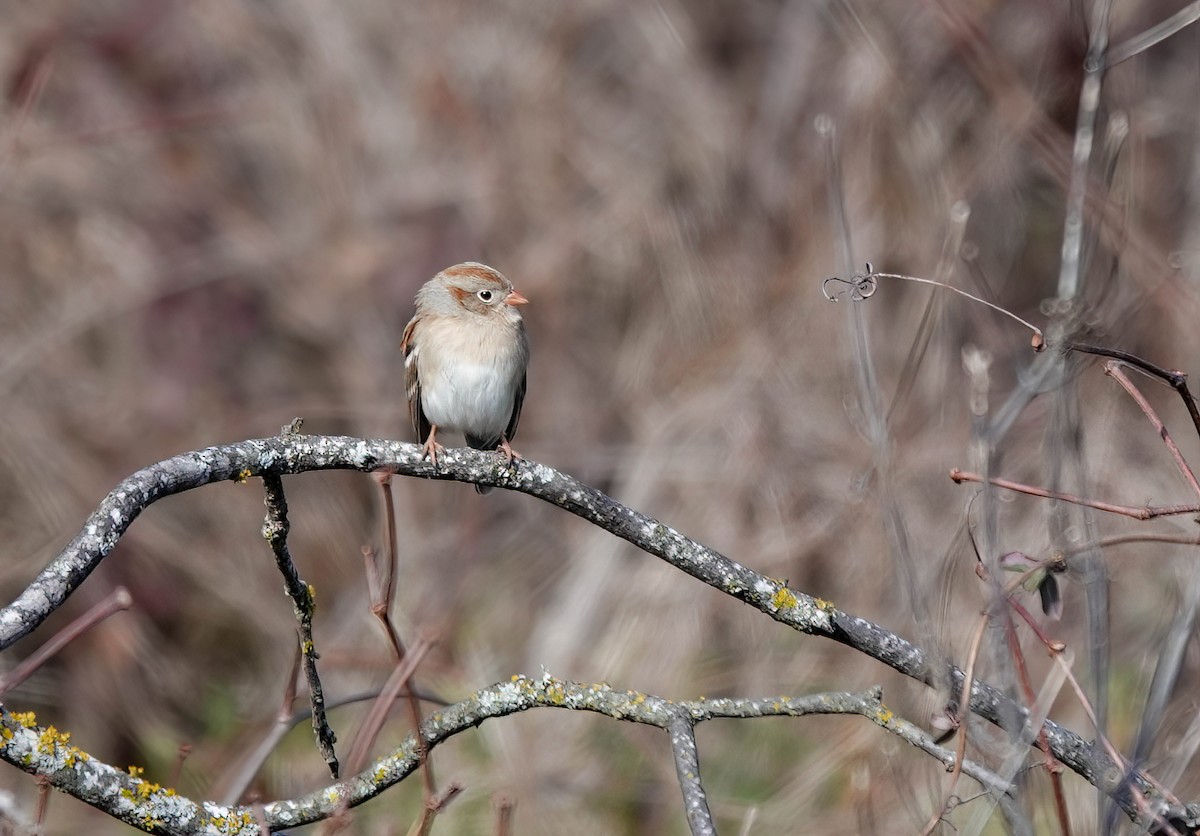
[{"x1": 416, "y1": 316, "x2": 524, "y2": 441}]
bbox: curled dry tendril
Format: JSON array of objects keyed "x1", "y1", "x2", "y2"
[
  {"x1": 823, "y1": 262, "x2": 878, "y2": 302},
  {"x1": 822, "y1": 262, "x2": 1045, "y2": 352}
]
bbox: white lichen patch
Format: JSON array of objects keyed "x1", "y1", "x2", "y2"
[
  {"x1": 202, "y1": 802, "x2": 233, "y2": 820},
  {"x1": 529, "y1": 463, "x2": 556, "y2": 483},
  {"x1": 349, "y1": 440, "x2": 375, "y2": 467}
]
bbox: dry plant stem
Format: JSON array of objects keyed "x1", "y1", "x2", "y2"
[
  {"x1": 0, "y1": 585, "x2": 132, "y2": 694},
  {"x1": 34, "y1": 775, "x2": 50, "y2": 831},
  {"x1": 0, "y1": 43, "x2": 52, "y2": 177},
  {"x1": 216, "y1": 647, "x2": 303, "y2": 806},
  {"x1": 362, "y1": 546, "x2": 402, "y2": 661},
  {"x1": 1000, "y1": 600, "x2": 1071, "y2": 836},
  {"x1": 260, "y1": 473, "x2": 338, "y2": 778},
  {"x1": 168, "y1": 745, "x2": 193, "y2": 796},
  {"x1": 1011, "y1": 591, "x2": 1160, "y2": 794},
  {"x1": 252, "y1": 804, "x2": 269, "y2": 836},
  {"x1": 408, "y1": 782, "x2": 463, "y2": 836},
  {"x1": 219, "y1": 687, "x2": 445, "y2": 809},
  {"x1": 1106, "y1": 2, "x2": 1200, "y2": 67},
  {"x1": 344, "y1": 635, "x2": 434, "y2": 777},
  {"x1": 869, "y1": 272, "x2": 1044, "y2": 346},
  {"x1": 1062, "y1": 532, "x2": 1200, "y2": 556},
  {"x1": 1068, "y1": 343, "x2": 1200, "y2": 442},
  {"x1": 1104, "y1": 361, "x2": 1200, "y2": 501},
  {"x1": 371, "y1": 473, "x2": 402, "y2": 653},
  {"x1": 493, "y1": 796, "x2": 514, "y2": 836},
  {"x1": 920, "y1": 613, "x2": 988, "y2": 836},
  {"x1": 926, "y1": 0, "x2": 1179, "y2": 308},
  {"x1": 0, "y1": 436, "x2": 1196, "y2": 828},
  {"x1": 949, "y1": 468, "x2": 1200, "y2": 520},
  {"x1": 0, "y1": 678, "x2": 1014, "y2": 835},
  {"x1": 1056, "y1": 0, "x2": 1111, "y2": 301},
  {"x1": 1006, "y1": 596, "x2": 1183, "y2": 835},
  {"x1": 369, "y1": 474, "x2": 437, "y2": 801}
]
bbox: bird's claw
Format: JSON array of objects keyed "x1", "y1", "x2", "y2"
[
  {"x1": 420, "y1": 431, "x2": 445, "y2": 470},
  {"x1": 497, "y1": 436, "x2": 520, "y2": 465}
]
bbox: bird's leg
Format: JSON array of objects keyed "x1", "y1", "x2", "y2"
[
  {"x1": 497, "y1": 434, "x2": 520, "y2": 465},
  {"x1": 420, "y1": 426, "x2": 445, "y2": 468}
]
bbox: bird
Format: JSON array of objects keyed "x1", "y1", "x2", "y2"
[{"x1": 400, "y1": 262, "x2": 530, "y2": 494}]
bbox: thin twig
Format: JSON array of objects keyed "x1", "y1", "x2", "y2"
[
  {"x1": 1068, "y1": 342, "x2": 1200, "y2": 443},
  {"x1": 167, "y1": 744, "x2": 193, "y2": 794},
  {"x1": 920, "y1": 614, "x2": 988, "y2": 836},
  {"x1": 949, "y1": 469, "x2": 1200, "y2": 520},
  {"x1": 870, "y1": 271, "x2": 1045, "y2": 350},
  {"x1": 998, "y1": 589, "x2": 1071, "y2": 836},
  {"x1": 0, "y1": 586, "x2": 132, "y2": 695},
  {"x1": 1061, "y1": 532, "x2": 1200, "y2": 557},
  {"x1": 493, "y1": 795, "x2": 514, "y2": 836},
  {"x1": 1104, "y1": 361, "x2": 1200, "y2": 502},
  {"x1": 369, "y1": 473, "x2": 438, "y2": 801},
  {"x1": 1106, "y1": 2, "x2": 1200, "y2": 67},
  {"x1": 408, "y1": 782, "x2": 464, "y2": 836},
  {"x1": 1056, "y1": 0, "x2": 1112, "y2": 301},
  {"x1": 1008, "y1": 599, "x2": 1185, "y2": 836},
  {"x1": 217, "y1": 646, "x2": 303, "y2": 805},
  {"x1": 344, "y1": 635, "x2": 434, "y2": 777}
]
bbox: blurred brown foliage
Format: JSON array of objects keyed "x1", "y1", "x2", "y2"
[{"x1": 2, "y1": 1, "x2": 1200, "y2": 833}]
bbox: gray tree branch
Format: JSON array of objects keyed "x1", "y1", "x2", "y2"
[
  {"x1": 0, "y1": 433, "x2": 1196, "y2": 831},
  {"x1": 0, "y1": 676, "x2": 1006, "y2": 834}
]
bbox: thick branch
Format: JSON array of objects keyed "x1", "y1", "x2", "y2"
[
  {"x1": 1, "y1": 435, "x2": 1197, "y2": 830},
  {"x1": 0, "y1": 676, "x2": 1006, "y2": 834}
]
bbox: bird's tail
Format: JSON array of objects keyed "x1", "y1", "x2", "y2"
[{"x1": 466, "y1": 434, "x2": 499, "y2": 495}]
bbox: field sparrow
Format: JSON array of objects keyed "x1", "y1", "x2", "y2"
[{"x1": 401, "y1": 262, "x2": 530, "y2": 494}]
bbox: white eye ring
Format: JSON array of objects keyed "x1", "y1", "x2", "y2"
[{"x1": 477, "y1": 289, "x2": 494, "y2": 302}]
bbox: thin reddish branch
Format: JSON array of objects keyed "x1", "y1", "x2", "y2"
[
  {"x1": 1104, "y1": 361, "x2": 1200, "y2": 502},
  {"x1": 949, "y1": 469, "x2": 1200, "y2": 520},
  {"x1": 0, "y1": 586, "x2": 132, "y2": 695}
]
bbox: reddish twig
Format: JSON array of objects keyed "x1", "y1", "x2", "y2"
[
  {"x1": 370, "y1": 473, "x2": 437, "y2": 802},
  {"x1": 344, "y1": 634, "x2": 435, "y2": 777},
  {"x1": 949, "y1": 469, "x2": 1200, "y2": 520},
  {"x1": 1007, "y1": 599, "x2": 1185, "y2": 836},
  {"x1": 493, "y1": 795, "x2": 515, "y2": 836},
  {"x1": 1104, "y1": 361, "x2": 1200, "y2": 502},
  {"x1": 920, "y1": 614, "x2": 988, "y2": 836},
  {"x1": 1069, "y1": 343, "x2": 1200, "y2": 443},
  {"x1": 0, "y1": 586, "x2": 132, "y2": 695}
]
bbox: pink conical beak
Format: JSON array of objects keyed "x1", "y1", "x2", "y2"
[{"x1": 505, "y1": 290, "x2": 529, "y2": 306}]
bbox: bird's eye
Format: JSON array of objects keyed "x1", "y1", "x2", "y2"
[{"x1": 477, "y1": 289, "x2": 494, "y2": 302}]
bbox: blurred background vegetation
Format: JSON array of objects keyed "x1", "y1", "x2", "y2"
[{"x1": 1, "y1": 1, "x2": 1199, "y2": 833}]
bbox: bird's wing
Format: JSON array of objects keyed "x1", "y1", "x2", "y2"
[
  {"x1": 505, "y1": 370, "x2": 526, "y2": 443},
  {"x1": 504, "y1": 321, "x2": 529, "y2": 442},
  {"x1": 400, "y1": 317, "x2": 431, "y2": 443}
]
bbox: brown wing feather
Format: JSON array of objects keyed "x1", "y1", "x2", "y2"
[
  {"x1": 504, "y1": 320, "x2": 529, "y2": 443},
  {"x1": 504, "y1": 371, "x2": 526, "y2": 443},
  {"x1": 400, "y1": 317, "x2": 431, "y2": 443}
]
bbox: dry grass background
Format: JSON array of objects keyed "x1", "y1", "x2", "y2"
[{"x1": 1, "y1": 1, "x2": 1199, "y2": 833}]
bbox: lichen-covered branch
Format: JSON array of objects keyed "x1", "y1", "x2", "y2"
[
  {"x1": 260, "y1": 474, "x2": 337, "y2": 778},
  {"x1": 666, "y1": 709, "x2": 713, "y2": 836},
  {"x1": 0, "y1": 434, "x2": 1196, "y2": 830},
  {"x1": 0, "y1": 675, "x2": 1007, "y2": 835}
]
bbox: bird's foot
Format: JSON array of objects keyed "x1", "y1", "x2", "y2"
[
  {"x1": 420, "y1": 428, "x2": 445, "y2": 469},
  {"x1": 497, "y1": 436, "x2": 520, "y2": 465}
]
